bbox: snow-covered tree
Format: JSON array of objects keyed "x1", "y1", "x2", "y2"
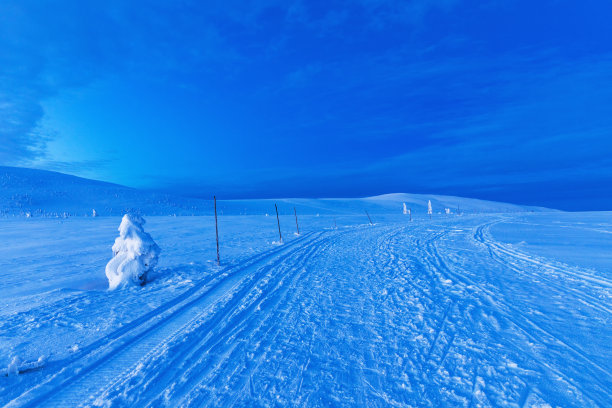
[
  {"x1": 105, "y1": 214, "x2": 160, "y2": 290},
  {"x1": 403, "y1": 203, "x2": 408, "y2": 215},
  {"x1": 92, "y1": 209, "x2": 97, "y2": 217},
  {"x1": 427, "y1": 200, "x2": 433, "y2": 218},
  {"x1": 445, "y1": 208, "x2": 451, "y2": 215}
]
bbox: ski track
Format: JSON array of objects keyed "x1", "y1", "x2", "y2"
[
  {"x1": 6, "y1": 231, "x2": 323, "y2": 407},
  {"x1": 419, "y1": 221, "x2": 611, "y2": 407},
  {"x1": 3, "y1": 216, "x2": 611, "y2": 407},
  {"x1": 118, "y1": 232, "x2": 338, "y2": 407}
]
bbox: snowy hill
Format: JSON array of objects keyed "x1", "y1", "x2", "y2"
[
  {"x1": 230, "y1": 193, "x2": 553, "y2": 216},
  {"x1": 0, "y1": 166, "x2": 553, "y2": 217},
  {"x1": 0, "y1": 166, "x2": 208, "y2": 217}
]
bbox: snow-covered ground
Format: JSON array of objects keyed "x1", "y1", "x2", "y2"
[
  {"x1": 1, "y1": 166, "x2": 550, "y2": 217},
  {"x1": 1, "y1": 208, "x2": 610, "y2": 407}
]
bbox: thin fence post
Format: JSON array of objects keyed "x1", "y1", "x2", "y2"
[
  {"x1": 275, "y1": 203, "x2": 283, "y2": 243},
  {"x1": 214, "y1": 195, "x2": 220, "y2": 266},
  {"x1": 334, "y1": 218, "x2": 337, "y2": 229},
  {"x1": 409, "y1": 208, "x2": 412, "y2": 222},
  {"x1": 294, "y1": 207, "x2": 300, "y2": 235},
  {"x1": 365, "y1": 210, "x2": 373, "y2": 225}
]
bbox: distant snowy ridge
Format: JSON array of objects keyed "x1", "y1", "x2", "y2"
[
  {"x1": 0, "y1": 166, "x2": 554, "y2": 217},
  {"x1": 0, "y1": 166, "x2": 207, "y2": 217}
]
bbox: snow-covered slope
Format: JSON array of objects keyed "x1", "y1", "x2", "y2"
[
  {"x1": 0, "y1": 166, "x2": 554, "y2": 217},
  {"x1": 0, "y1": 166, "x2": 210, "y2": 217},
  {"x1": 215, "y1": 194, "x2": 551, "y2": 217}
]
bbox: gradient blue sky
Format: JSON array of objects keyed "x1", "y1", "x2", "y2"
[{"x1": 1, "y1": 0, "x2": 611, "y2": 210}]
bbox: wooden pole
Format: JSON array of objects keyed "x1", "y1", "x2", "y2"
[
  {"x1": 294, "y1": 207, "x2": 300, "y2": 235},
  {"x1": 275, "y1": 203, "x2": 283, "y2": 243},
  {"x1": 214, "y1": 195, "x2": 220, "y2": 265},
  {"x1": 334, "y1": 218, "x2": 337, "y2": 229},
  {"x1": 409, "y1": 208, "x2": 412, "y2": 222},
  {"x1": 365, "y1": 210, "x2": 373, "y2": 225}
]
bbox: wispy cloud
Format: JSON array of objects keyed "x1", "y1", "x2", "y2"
[
  {"x1": 0, "y1": 0, "x2": 272, "y2": 165},
  {"x1": 0, "y1": 0, "x2": 459, "y2": 165},
  {"x1": 1, "y1": 1, "x2": 610, "y2": 209}
]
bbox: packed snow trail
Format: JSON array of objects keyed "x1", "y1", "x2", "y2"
[
  {"x1": 3, "y1": 216, "x2": 611, "y2": 407},
  {"x1": 5, "y1": 231, "x2": 325, "y2": 407}
]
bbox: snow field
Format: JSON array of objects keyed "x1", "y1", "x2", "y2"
[{"x1": 1, "y1": 212, "x2": 610, "y2": 407}]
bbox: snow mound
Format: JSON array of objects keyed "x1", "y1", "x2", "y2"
[{"x1": 105, "y1": 214, "x2": 160, "y2": 290}]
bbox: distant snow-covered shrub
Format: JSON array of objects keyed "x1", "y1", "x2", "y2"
[{"x1": 105, "y1": 214, "x2": 160, "y2": 290}]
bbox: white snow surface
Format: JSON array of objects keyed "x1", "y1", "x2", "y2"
[
  {"x1": 105, "y1": 214, "x2": 160, "y2": 290},
  {"x1": 1, "y1": 209, "x2": 610, "y2": 407}
]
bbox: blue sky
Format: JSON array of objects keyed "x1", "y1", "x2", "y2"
[{"x1": 1, "y1": 0, "x2": 611, "y2": 210}]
